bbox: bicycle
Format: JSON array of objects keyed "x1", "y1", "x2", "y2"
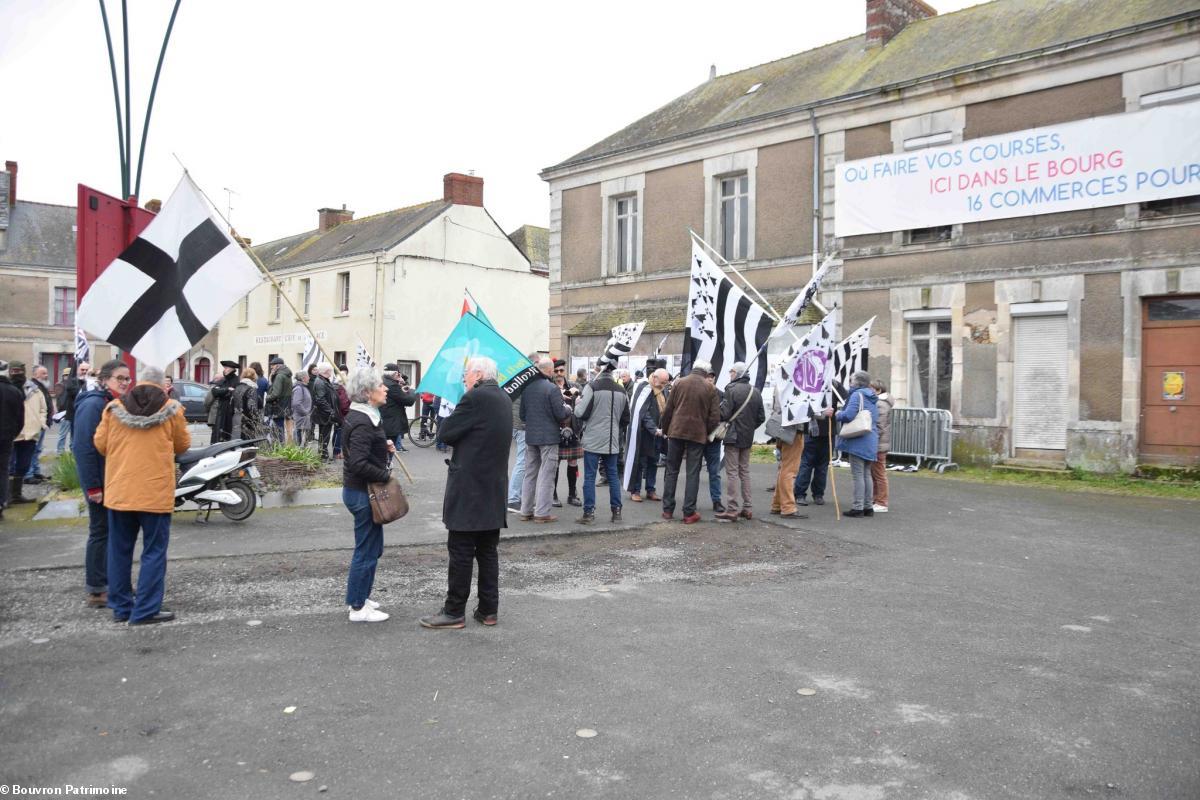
[{"x1": 408, "y1": 414, "x2": 440, "y2": 448}]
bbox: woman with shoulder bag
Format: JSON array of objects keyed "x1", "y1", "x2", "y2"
[
  {"x1": 341, "y1": 367, "x2": 397, "y2": 623},
  {"x1": 834, "y1": 371, "x2": 880, "y2": 518}
]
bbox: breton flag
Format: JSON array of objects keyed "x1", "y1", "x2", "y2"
[
  {"x1": 301, "y1": 335, "x2": 320, "y2": 370},
  {"x1": 682, "y1": 239, "x2": 772, "y2": 390},
  {"x1": 831, "y1": 317, "x2": 874, "y2": 393},
  {"x1": 355, "y1": 337, "x2": 375, "y2": 368},
  {"x1": 775, "y1": 310, "x2": 836, "y2": 427},
  {"x1": 622, "y1": 377, "x2": 652, "y2": 490},
  {"x1": 462, "y1": 289, "x2": 494, "y2": 328},
  {"x1": 74, "y1": 325, "x2": 91, "y2": 365},
  {"x1": 771, "y1": 254, "x2": 835, "y2": 338},
  {"x1": 76, "y1": 173, "x2": 262, "y2": 368},
  {"x1": 597, "y1": 321, "x2": 645, "y2": 373}
]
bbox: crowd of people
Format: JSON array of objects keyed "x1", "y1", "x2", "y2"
[{"x1": 0, "y1": 346, "x2": 895, "y2": 630}]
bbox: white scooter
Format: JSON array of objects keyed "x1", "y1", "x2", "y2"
[{"x1": 175, "y1": 438, "x2": 266, "y2": 522}]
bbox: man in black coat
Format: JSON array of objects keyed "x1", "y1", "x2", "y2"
[
  {"x1": 420, "y1": 356, "x2": 513, "y2": 629},
  {"x1": 380, "y1": 364, "x2": 416, "y2": 452},
  {"x1": 0, "y1": 360, "x2": 26, "y2": 518},
  {"x1": 210, "y1": 361, "x2": 241, "y2": 443}
]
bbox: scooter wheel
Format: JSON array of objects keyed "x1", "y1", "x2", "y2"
[{"x1": 220, "y1": 480, "x2": 257, "y2": 522}]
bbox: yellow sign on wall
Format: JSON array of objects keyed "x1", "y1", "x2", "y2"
[{"x1": 1162, "y1": 371, "x2": 1185, "y2": 401}]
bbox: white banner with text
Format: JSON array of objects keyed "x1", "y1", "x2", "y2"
[{"x1": 834, "y1": 102, "x2": 1200, "y2": 237}]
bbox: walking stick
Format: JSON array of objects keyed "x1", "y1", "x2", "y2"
[{"x1": 828, "y1": 425, "x2": 841, "y2": 521}]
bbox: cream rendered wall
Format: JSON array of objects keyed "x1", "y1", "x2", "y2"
[
  {"x1": 216, "y1": 255, "x2": 380, "y2": 369},
  {"x1": 378, "y1": 205, "x2": 548, "y2": 368}
]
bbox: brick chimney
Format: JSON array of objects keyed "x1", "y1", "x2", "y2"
[
  {"x1": 318, "y1": 204, "x2": 354, "y2": 233},
  {"x1": 866, "y1": 0, "x2": 936, "y2": 47},
  {"x1": 5, "y1": 161, "x2": 16, "y2": 206},
  {"x1": 443, "y1": 172, "x2": 483, "y2": 207}
]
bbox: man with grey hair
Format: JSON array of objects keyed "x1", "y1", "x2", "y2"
[
  {"x1": 422, "y1": 355, "x2": 512, "y2": 628},
  {"x1": 658, "y1": 359, "x2": 720, "y2": 524},
  {"x1": 518, "y1": 358, "x2": 569, "y2": 522},
  {"x1": 717, "y1": 361, "x2": 766, "y2": 521},
  {"x1": 23, "y1": 365, "x2": 53, "y2": 483}
]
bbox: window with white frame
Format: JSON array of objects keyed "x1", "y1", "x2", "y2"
[
  {"x1": 337, "y1": 272, "x2": 351, "y2": 313},
  {"x1": 909, "y1": 319, "x2": 952, "y2": 410},
  {"x1": 718, "y1": 174, "x2": 749, "y2": 261},
  {"x1": 299, "y1": 278, "x2": 311, "y2": 317},
  {"x1": 612, "y1": 195, "x2": 639, "y2": 274},
  {"x1": 53, "y1": 286, "x2": 76, "y2": 326},
  {"x1": 239, "y1": 295, "x2": 249, "y2": 325},
  {"x1": 271, "y1": 285, "x2": 282, "y2": 322}
]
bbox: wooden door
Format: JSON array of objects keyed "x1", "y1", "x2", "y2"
[{"x1": 1141, "y1": 296, "x2": 1200, "y2": 464}]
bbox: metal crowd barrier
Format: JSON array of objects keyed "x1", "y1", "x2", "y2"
[{"x1": 888, "y1": 407, "x2": 959, "y2": 472}]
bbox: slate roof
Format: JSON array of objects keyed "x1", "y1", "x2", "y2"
[
  {"x1": 548, "y1": 0, "x2": 1200, "y2": 170},
  {"x1": 568, "y1": 289, "x2": 825, "y2": 336},
  {"x1": 0, "y1": 200, "x2": 77, "y2": 270},
  {"x1": 507, "y1": 225, "x2": 549, "y2": 270},
  {"x1": 253, "y1": 200, "x2": 450, "y2": 271}
]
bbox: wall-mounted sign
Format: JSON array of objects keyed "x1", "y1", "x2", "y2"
[
  {"x1": 835, "y1": 101, "x2": 1200, "y2": 237},
  {"x1": 253, "y1": 330, "x2": 327, "y2": 346},
  {"x1": 1163, "y1": 371, "x2": 1185, "y2": 401}
]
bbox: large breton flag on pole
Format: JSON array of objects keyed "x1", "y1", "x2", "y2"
[
  {"x1": 770, "y1": 253, "x2": 835, "y2": 339},
  {"x1": 775, "y1": 310, "x2": 837, "y2": 427},
  {"x1": 76, "y1": 173, "x2": 262, "y2": 368},
  {"x1": 682, "y1": 239, "x2": 772, "y2": 390}
]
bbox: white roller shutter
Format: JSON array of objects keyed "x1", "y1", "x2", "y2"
[{"x1": 1013, "y1": 314, "x2": 1069, "y2": 450}]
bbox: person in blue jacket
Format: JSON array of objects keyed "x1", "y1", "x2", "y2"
[
  {"x1": 73, "y1": 358, "x2": 131, "y2": 607},
  {"x1": 834, "y1": 370, "x2": 879, "y2": 518}
]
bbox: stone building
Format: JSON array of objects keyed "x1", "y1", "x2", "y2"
[
  {"x1": 540, "y1": 0, "x2": 1200, "y2": 471},
  {"x1": 216, "y1": 173, "x2": 549, "y2": 383},
  {"x1": 0, "y1": 161, "x2": 112, "y2": 376}
]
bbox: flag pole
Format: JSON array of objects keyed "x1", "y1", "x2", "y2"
[
  {"x1": 829, "y1": 427, "x2": 841, "y2": 520},
  {"x1": 177, "y1": 161, "x2": 415, "y2": 483}
]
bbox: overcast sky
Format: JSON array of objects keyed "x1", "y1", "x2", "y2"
[{"x1": 1, "y1": 0, "x2": 987, "y2": 244}]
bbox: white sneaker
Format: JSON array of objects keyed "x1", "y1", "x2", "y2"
[
  {"x1": 872, "y1": 504, "x2": 889, "y2": 513},
  {"x1": 348, "y1": 606, "x2": 389, "y2": 623}
]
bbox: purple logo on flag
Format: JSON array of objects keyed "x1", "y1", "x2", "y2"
[{"x1": 792, "y1": 349, "x2": 827, "y2": 393}]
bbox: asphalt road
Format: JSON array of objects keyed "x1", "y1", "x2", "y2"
[{"x1": 0, "y1": 445, "x2": 1196, "y2": 799}]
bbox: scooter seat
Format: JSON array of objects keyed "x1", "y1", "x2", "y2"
[{"x1": 175, "y1": 438, "x2": 262, "y2": 467}]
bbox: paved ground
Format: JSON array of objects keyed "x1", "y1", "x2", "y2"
[{"x1": 0, "y1": 444, "x2": 1197, "y2": 799}]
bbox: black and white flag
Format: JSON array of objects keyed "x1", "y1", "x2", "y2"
[
  {"x1": 74, "y1": 325, "x2": 91, "y2": 365},
  {"x1": 301, "y1": 335, "x2": 320, "y2": 370},
  {"x1": 775, "y1": 310, "x2": 836, "y2": 426},
  {"x1": 682, "y1": 239, "x2": 772, "y2": 390},
  {"x1": 76, "y1": 173, "x2": 262, "y2": 368},
  {"x1": 355, "y1": 337, "x2": 375, "y2": 369},
  {"x1": 621, "y1": 378, "x2": 652, "y2": 489},
  {"x1": 771, "y1": 254, "x2": 835, "y2": 338},
  {"x1": 831, "y1": 317, "x2": 874, "y2": 392},
  {"x1": 597, "y1": 321, "x2": 645, "y2": 372}
]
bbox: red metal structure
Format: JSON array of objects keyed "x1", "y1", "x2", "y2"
[{"x1": 75, "y1": 184, "x2": 156, "y2": 377}]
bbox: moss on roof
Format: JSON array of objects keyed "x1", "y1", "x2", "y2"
[
  {"x1": 568, "y1": 288, "x2": 825, "y2": 336},
  {"x1": 549, "y1": 0, "x2": 1200, "y2": 170},
  {"x1": 507, "y1": 225, "x2": 549, "y2": 267}
]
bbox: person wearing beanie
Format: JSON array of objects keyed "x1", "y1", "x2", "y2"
[{"x1": 264, "y1": 356, "x2": 293, "y2": 443}]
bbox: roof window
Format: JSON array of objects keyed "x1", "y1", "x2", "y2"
[{"x1": 745, "y1": 82, "x2": 763, "y2": 95}]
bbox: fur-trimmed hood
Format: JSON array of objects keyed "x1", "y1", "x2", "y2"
[{"x1": 108, "y1": 397, "x2": 181, "y2": 429}]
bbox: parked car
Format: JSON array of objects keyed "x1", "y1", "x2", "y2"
[{"x1": 173, "y1": 380, "x2": 212, "y2": 423}]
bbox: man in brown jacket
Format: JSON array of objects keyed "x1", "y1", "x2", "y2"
[
  {"x1": 659, "y1": 359, "x2": 720, "y2": 524},
  {"x1": 94, "y1": 366, "x2": 191, "y2": 624}
]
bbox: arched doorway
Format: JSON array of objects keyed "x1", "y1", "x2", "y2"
[{"x1": 194, "y1": 357, "x2": 211, "y2": 384}]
